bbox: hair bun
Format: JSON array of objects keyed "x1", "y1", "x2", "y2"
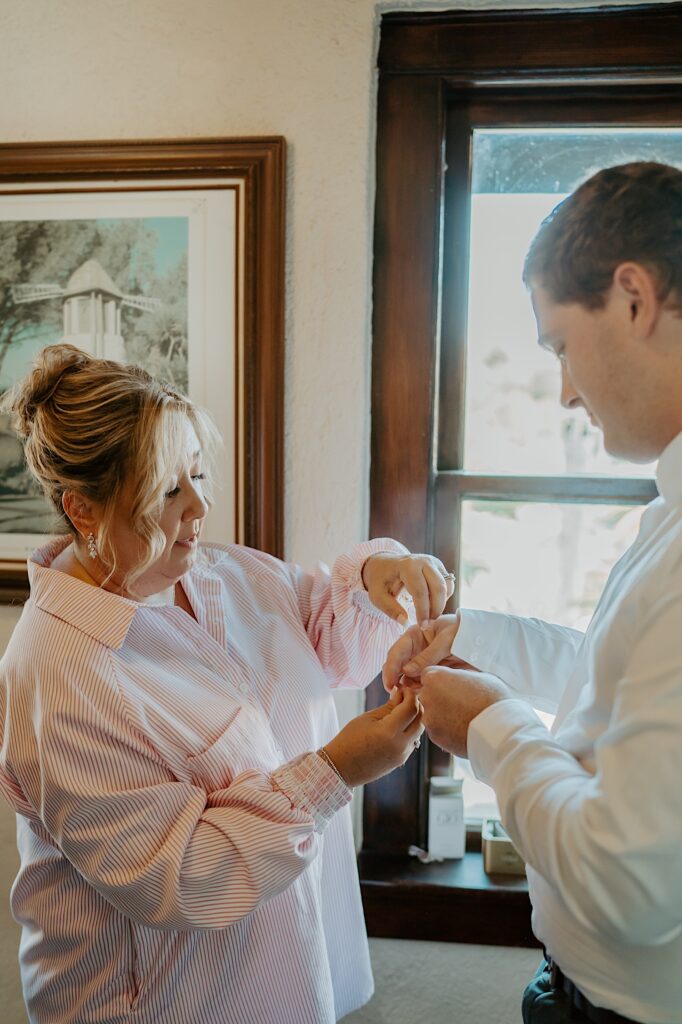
[{"x1": 1, "y1": 344, "x2": 91, "y2": 439}]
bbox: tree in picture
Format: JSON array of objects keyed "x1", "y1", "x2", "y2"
[{"x1": 0, "y1": 217, "x2": 188, "y2": 535}]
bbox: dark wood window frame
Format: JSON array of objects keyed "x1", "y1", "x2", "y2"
[{"x1": 361, "y1": 3, "x2": 682, "y2": 946}]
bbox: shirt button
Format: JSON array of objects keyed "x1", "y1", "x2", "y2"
[
  {"x1": 239, "y1": 683, "x2": 249, "y2": 694},
  {"x1": 475, "y1": 636, "x2": 484, "y2": 646}
]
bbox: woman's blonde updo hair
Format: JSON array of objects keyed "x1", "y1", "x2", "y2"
[{"x1": 1, "y1": 344, "x2": 219, "y2": 592}]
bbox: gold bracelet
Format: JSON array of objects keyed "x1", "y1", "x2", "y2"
[{"x1": 317, "y1": 746, "x2": 348, "y2": 786}]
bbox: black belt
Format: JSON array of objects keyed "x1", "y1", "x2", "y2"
[{"x1": 546, "y1": 956, "x2": 641, "y2": 1024}]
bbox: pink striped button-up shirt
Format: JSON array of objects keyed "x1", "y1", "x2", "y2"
[{"x1": 0, "y1": 535, "x2": 405, "y2": 1024}]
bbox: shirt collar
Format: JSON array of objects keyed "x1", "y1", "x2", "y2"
[
  {"x1": 656, "y1": 431, "x2": 682, "y2": 507},
  {"x1": 29, "y1": 537, "x2": 140, "y2": 650}
]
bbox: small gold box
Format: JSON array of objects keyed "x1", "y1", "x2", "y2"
[{"x1": 482, "y1": 818, "x2": 526, "y2": 876}]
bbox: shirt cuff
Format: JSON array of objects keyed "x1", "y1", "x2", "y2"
[
  {"x1": 335, "y1": 537, "x2": 410, "y2": 619},
  {"x1": 452, "y1": 609, "x2": 508, "y2": 672},
  {"x1": 341, "y1": 537, "x2": 410, "y2": 594},
  {"x1": 467, "y1": 698, "x2": 544, "y2": 786},
  {"x1": 272, "y1": 752, "x2": 352, "y2": 833}
]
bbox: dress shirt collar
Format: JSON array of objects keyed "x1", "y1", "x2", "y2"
[
  {"x1": 656, "y1": 430, "x2": 682, "y2": 507},
  {"x1": 28, "y1": 539, "x2": 225, "y2": 650},
  {"x1": 29, "y1": 537, "x2": 142, "y2": 650}
]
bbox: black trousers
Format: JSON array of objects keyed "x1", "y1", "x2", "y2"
[{"x1": 522, "y1": 960, "x2": 597, "y2": 1023}]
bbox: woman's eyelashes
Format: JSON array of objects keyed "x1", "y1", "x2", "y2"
[{"x1": 165, "y1": 473, "x2": 205, "y2": 499}]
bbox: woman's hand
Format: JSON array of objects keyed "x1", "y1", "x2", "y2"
[
  {"x1": 382, "y1": 614, "x2": 471, "y2": 691},
  {"x1": 322, "y1": 687, "x2": 424, "y2": 787},
  {"x1": 361, "y1": 552, "x2": 455, "y2": 627}
]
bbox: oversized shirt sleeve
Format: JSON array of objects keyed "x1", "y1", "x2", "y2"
[
  {"x1": 467, "y1": 592, "x2": 682, "y2": 947},
  {"x1": 13, "y1": 654, "x2": 351, "y2": 933},
  {"x1": 288, "y1": 537, "x2": 409, "y2": 688},
  {"x1": 453, "y1": 609, "x2": 584, "y2": 713}
]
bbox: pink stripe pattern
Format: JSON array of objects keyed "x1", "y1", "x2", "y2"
[{"x1": 0, "y1": 536, "x2": 406, "y2": 1023}]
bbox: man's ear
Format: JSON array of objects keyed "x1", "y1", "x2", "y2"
[
  {"x1": 61, "y1": 489, "x2": 97, "y2": 537},
  {"x1": 611, "y1": 261, "x2": 661, "y2": 340}
]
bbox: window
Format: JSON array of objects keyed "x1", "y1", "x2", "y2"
[
  {"x1": 453, "y1": 126, "x2": 682, "y2": 819},
  {"x1": 361, "y1": 4, "x2": 682, "y2": 944}
]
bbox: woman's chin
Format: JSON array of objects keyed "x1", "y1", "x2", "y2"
[{"x1": 171, "y1": 543, "x2": 198, "y2": 569}]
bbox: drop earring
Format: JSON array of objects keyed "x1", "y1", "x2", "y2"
[{"x1": 86, "y1": 532, "x2": 98, "y2": 560}]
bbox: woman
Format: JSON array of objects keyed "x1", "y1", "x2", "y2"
[{"x1": 0, "y1": 345, "x2": 452, "y2": 1024}]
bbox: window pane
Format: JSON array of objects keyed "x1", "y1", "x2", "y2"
[
  {"x1": 453, "y1": 497, "x2": 644, "y2": 820},
  {"x1": 463, "y1": 129, "x2": 682, "y2": 477},
  {"x1": 459, "y1": 499, "x2": 643, "y2": 628}
]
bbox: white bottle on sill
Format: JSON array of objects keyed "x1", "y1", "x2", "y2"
[{"x1": 428, "y1": 776, "x2": 465, "y2": 859}]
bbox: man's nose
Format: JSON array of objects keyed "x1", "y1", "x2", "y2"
[{"x1": 559, "y1": 362, "x2": 580, "y2": 410}]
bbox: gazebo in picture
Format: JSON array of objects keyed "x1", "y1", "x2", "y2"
[{"x1": 12, "y1": 257, "x2": 160, "y2": 362}]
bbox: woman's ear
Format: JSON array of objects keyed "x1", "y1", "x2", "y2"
[{"x1": 61, "y1": 490, "x2": 97, "y2": 537}]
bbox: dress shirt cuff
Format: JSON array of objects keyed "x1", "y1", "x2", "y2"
[
  {"x1": 467, "y1": 698, "x2": 543, "y2": 786},
  {"x1": 272, "y1": 752, "x2": 352, "y2": 834},
  {"x1": 336, "y1": 537, "x2": 410, "y2": 617},
  {"x1": 452, "y1": 609, "x2": 507, "y2": 672}
]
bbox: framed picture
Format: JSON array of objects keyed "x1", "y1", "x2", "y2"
[{"x1": 0, "y1": 137, "x2": 285, "y2": 602}]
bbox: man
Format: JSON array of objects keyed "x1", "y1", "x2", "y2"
[{"x1": 384, "y1": 162, "x2": 682, "y2": 1024}]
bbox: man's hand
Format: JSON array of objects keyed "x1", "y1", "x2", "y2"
[
  {"x1": 419, "y1": 665, "x2": 511, "y2": 758},
  {"x1": 382, "y1": 614, "x2": 467, "y2": 691},
  {"x1": 361, "y1": 553, "x2": 455, "y2": 627}
]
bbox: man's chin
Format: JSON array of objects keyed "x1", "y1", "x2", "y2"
[
  {"x1": 602, "y1": 437, "x2": 632, "y2": 462},
  {"x1": 603, "y1": 433, "x2": 659, "y2": 464}
]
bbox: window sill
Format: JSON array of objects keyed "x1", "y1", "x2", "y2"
[{"x1": 358, "y1": 850, "x2": 540, "y2": 948}]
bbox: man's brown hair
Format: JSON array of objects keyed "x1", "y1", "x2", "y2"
[{"x1": 523, "y1": 161, "x2": 682, "y2": 314}]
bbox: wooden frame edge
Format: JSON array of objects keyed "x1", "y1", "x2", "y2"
[{"x1": 0, "y1": 137, "x2": 286, "y2": 602}]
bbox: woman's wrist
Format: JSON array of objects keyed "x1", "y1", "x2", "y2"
[
  {"x1": 317, "y1": 745, "x2": 349, "y2": 786},
  {"x1": 360, "y1": 551, "x2": 394, "y2": 591}
]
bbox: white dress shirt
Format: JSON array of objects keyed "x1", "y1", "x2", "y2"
[{"x1": 455, "y1": 431, "x2": 682, "y2": 1024}]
